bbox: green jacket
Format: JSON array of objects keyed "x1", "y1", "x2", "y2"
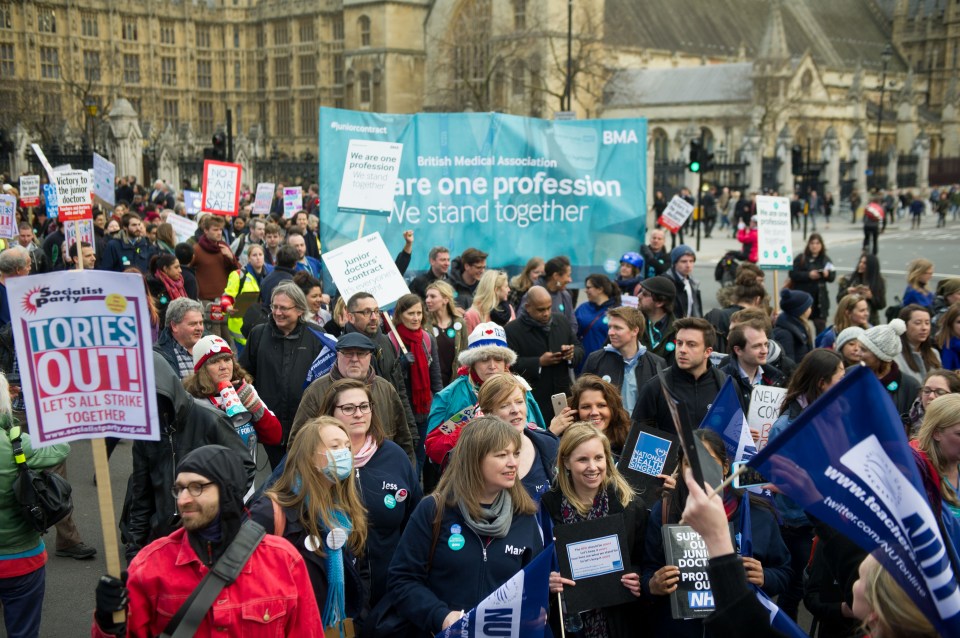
[{"x1": 0, "y1": 424, "x2": 70, "y2": 557}]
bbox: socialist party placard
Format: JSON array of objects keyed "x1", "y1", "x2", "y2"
[
  {"x1": 7, "y1": 271, "x2": 160, "y2": 446},
  {"x1": 318, "y1": 108, "x2": 647, "y2": 287}
]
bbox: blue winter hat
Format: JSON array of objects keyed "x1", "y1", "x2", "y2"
[
  {"x1": 779, "y1": 289, "x2": 813, "y2": 318},
  {"x1": 670, "y1": 244, "x2": 696, "y2": 266}
]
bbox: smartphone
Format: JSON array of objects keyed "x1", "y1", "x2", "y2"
[
  {"x1": 732, "y1": 461, "x2": 768, "y2": 489},
  {"x1": 551, "y1": 393, "x2": 568, "y2": 416}
]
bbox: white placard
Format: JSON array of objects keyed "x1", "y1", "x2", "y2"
[
  {"x1": 200, "y1": 160, "x2": 242, "y2": 216},
  {"x1": 748, "y1": 385, "x2": 787, "y2": 451},
  {"x1": 64, "y1": 218, "x2": 96, "y2": 258},
  {"x1": 54, "y1": 170, "x2": 93, "y2": 221},
  {"x1": 282, "y1": 186, "x2": 303, "y2": 219},
  {"x1": 657, "y1": 196, "x2": 694, "y2": 233},
  {"x1": 756, "y1": 196, "x2": 793, "y2": 269},
  {"x1": 566, "y1": 534, "x2": 625, "y2": 580},
  {"x1": 337, "y1": 139, "x2": 403, "y2": 217},
  {"x1": 92, "y1": 153, "x2": 116, "y2": 206},
  {"x1": 322, "y1": 232, "x2": 410, "y2": 306},
  {"x1": 253, "y1": 182, "x2": 274, "y2": 216},
  {"x1": 6, "y1": 271, "x2": 160, "y2": 446},
  {"x1": 0, "y1": 194, "x2": 16, "y2": 238},
  {"x1": 166, "y1": 213, "x2": 199, "y2": 244},
  {"x1": 19, "y1": 175, "x2": 40, "y2": 207}
]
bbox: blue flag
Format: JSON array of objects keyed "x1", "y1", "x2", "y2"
[
  {"x1": 746, "y1": 366, "x2": 960, "y2": 635},
  {"x1": 700, "y1": 377, "x2": 757, "y2": 464},
  {"x1": 738, "y1": 492, "x2": 809, "y2": 637},
  {"x1": 304, "y1": 328, "x2": 339, "y2": 387},
  {"x1": 436, "y1": 544, "x2": 553, "y2": 638}
]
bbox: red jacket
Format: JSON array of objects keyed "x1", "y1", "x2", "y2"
[
  {"x1": 91, "y1": 528, "x2": 324, "y2": 638},
  {"x1": 737, "y1": 227, "x2": 759, "y2": 263}
]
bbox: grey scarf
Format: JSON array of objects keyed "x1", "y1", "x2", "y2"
[{"x1": 459, "y1": 490, "x2": 513, "y2": 538}]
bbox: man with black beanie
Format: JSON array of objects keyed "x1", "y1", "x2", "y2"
[{"x1": 93, "y1": 446, "x2": 323, "y2": 637}]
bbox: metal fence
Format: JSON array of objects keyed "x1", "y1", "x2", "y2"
[
  {"x1": 930, "y1": 157, "x2": 960, "y2": 186},
  {"x1": 762, "y1": 157, "x2": 781, "y2": 193},
  {"x1": 897, "y1": 154, "x2": 918, "y2": 189}
]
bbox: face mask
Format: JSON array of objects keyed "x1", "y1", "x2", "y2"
[{"x1": 321, "y1": 448, "x2": 353, "y2": 482}]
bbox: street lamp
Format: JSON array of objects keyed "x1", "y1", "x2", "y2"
[{"x1": 873, "y1": 44, "x2": 893, "y2": 190}]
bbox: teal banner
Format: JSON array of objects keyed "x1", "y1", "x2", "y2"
[{"x1": 318, "y1": 108, "x2": 647, "y2": 280}]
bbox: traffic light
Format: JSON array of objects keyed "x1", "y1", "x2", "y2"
[
  {"x1": 688, "y1": 140, "x2": 702, "y2": 173},
  {"x1": 212, "y1": 132, "x2": 227, "y2": 161},
  {"x1": 701, "y1": 148, "x2": 715, "y2": 173},
  {"x1": 791, "y1": 145, "x2": 803, "y2": 176}
]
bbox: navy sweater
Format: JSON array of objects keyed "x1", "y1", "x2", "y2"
[
  {"x1": 355, "y1": 440, "x2": 423, "y2": 607},
  {"x1": 388, "y1": 496, "x2": 544, "y2": 635}
]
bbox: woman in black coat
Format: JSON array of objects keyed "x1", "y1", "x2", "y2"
[
  {"x1": 773, "y1": 289, "x2": 815, "y2": 363},
  {"x1": 788, "y1": 233, "x2": 836, "y2": 334},
  {"x1": 543, "y1": 422, "x2": 648, "y2": 638}
]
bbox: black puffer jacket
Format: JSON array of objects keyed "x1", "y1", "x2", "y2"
[
  {"x1": 119, "y1": 353, "x2": 255, "y2": 561},
  {"x1": 581, "y1": 347, "x2": 665, "y2": 398},
  {"x1": 772, "y1": 313, "x2": 812, "y2": 363}
]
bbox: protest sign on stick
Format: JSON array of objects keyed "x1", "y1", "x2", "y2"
[
  {"x1": 282, "y1": 186, "x2": 303, "y2": 219},
  {"x1": 337, "y1": 139, "x2": 403, "y2": 217},
  {"x1": 756, "y1": 196, "x2": 792, "y2": 270},
  {"x1": 166, "y1": 213, "x2": 199, "y2": 244},
  {"x1": 200, "y1": 160, "x2": 242, "y2": 216},
  {"x1": 0, "y1": 194, "x2": 16, "y2": 238},
  {"x1": 54, "y1": 170, "x2": 93, "y2": 222},
  {"x1": 7, "y1": 271, "x2": 160, "y2": 599},
  {"x1": 19, "y1": 175, "x2": 40, "y2": 208},
  {"x1": 657, "y1": 196, "x2": 694, "y2": 234},
  {"x1": 253, "y1": 182, "x2": 274, "y2": 216},
  {"x1": 42, "y1": 183, "x2": 58, "y2": 219},
  {"x1": 31, "y1": 143, "x2": 56, "y2": 181},
  {"x1": 322, "y1": 232, "x2": 410, "y2": 307},
  {"x1": 92, "y1": 153, "x2": 116, "y2": 207}
]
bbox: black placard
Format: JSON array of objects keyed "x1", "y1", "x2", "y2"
[
  {"x1": 661, "y1": 524, "x2": 715, "y2": 619},
  {"x1": 618, "y1": 424, "x2": 679, "y2": 500},
  {"x1": 553, "y1": 514, "x2": 636, "y2": 614}
]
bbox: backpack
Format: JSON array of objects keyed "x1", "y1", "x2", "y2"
[{"x1": 7, "y1": 425, "x2": 73, "y2": 533}]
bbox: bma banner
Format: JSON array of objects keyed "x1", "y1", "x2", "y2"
[
  {"x1": 7, "y1": 271, "x2": 160, "y2": 446},
  {"x1": 747, "y1": 366, "x2": 960, "y2": 635},
  {"x1": 319, "y1": 108, "x2": 647, "y2": 282}
]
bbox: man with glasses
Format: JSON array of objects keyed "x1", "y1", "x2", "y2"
[
  {"x1": 291, "y1": 333, "x2": 416, "y2": 465},
  {"x1": 119, "y1": 353, "x2": 255, "y2": 563},
  {"x1": 95, "y1": 445, "x2": 322, "y2": 637}
]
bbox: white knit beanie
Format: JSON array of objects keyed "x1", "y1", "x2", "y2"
[
  {"x1": 858, "y1": 319, "x2": 906, "y2": 362},
  {"x1": 192, "y1": 335, "x2": 233, "y2": 372},
  {"x1": 457, "y1": 322, "x2": 517, "y2": 368}
]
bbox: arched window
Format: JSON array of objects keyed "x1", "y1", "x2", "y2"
[
  {"x1": 512, "y1": 60, "x2": 525, "y2": 96},
  {"x1": 358, "y1": 15, "x2": 370, "y2": 47}
]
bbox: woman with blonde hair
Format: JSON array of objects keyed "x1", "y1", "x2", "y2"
[
  {"x1": 424, "y1": 279, "x2": 468, "y2": 387},
  {"x1": 544, "y1": 422, "x2": 648, "y2": 637},
  {"x1": 425, "y1": 372, "x2": 558, "y2": 502},
  {"x1": 914, "y1": 393, "x2": 960, "y2": 519},
  {"x1": 465, "y1": 269, "x2": 514, "y2": 332},
  {"x1": 250, "y1": 416, "x2": 368, "y2": 634},
  {"x1": 903, "y1": 258, "x2": 935, "y2": 308},
  {"x1": 509, "y1": 256, "x2": 545, "y2": 309},
  {"x1": 851, "y1": 553, "x2": 936, "y2": 638},
  {"x1": 386, "y1": 416, "x2": 543, "y2": 635},
  {"x1": 816, "y1": 293, "x2": 870, "y2": 349}
]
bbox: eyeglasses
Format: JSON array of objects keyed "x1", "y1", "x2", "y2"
[
  {"x1": 921, "y1": 387, "x2": 950, "y2": 397},
  {"x1": 335, "y1": 402, "x2": 373, "y2": 416},
  {"x1": 351, "y1": 308, "x2": 380, "y2": 318},
  {"x1": 171, "y1": 481, "x2": 214, "y2": 499},
  {"x1": 271, "y1": 304, "x2": 296, "y2": 313},
  {"x1": 339, "y1": 350, "x2": 372, "y2": 360}
]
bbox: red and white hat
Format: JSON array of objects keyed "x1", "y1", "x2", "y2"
[
  {"x1": 192, "y1": 335, "x2": 233, "y2": 372},
  {"x1": 458, "y1": 322, "x2": 516, "y2": 368}
]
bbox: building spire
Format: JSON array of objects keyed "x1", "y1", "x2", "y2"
[{"x1": 757, "y1": 0, "x2": 789, "y2": 62}]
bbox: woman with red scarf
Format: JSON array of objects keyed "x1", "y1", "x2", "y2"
[
  {"x1": 147, "y1": 253, "x2": 190, "y2": 328},
  {"x1": 388, "y1": 293, "x2": 442, "y2": 478}
]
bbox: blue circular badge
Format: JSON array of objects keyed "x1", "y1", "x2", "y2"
[
  {"x1": 450, "y1": 524, "x2": 461, "y2": 535},
  {"x1": 887, "y1": 380, "x2": 899, "y2": 392},
  {"x1": 602, "y1": 316, "x2": 608, "y2": 324},
  {"x1": 666, "y1": 342, "x2": 676, "y2": 352},
  {"x1": 559, "y1": 304, "x2": 565, "y2": 312},
  {"x1": 448, "y1": 534, "x2": 465, "y2": 551},
  {"x1": 383, "y1": 494, "x2": 397, "y2": 509}
]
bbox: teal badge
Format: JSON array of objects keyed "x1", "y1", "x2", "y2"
[
  {"x1": 448, "y1": 524, "x2": 464, "y2": 551},
  {"x1": 384, "y1": 494, "x2": 396, "y2": 509},
  {"x1": 666, "y1": 342, "x2": 676, "y2": 352}
]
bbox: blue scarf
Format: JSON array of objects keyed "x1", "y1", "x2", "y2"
[{"x1": 322, "y1": 509, "x2": 353, "y2": 632}]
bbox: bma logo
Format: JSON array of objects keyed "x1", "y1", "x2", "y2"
[
  {"x1": 688, "y1": 590, "x2": 715, "y2": 609},
  {"x1": 602, "y1": 130, "x2": 639, "y2": 144}
]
